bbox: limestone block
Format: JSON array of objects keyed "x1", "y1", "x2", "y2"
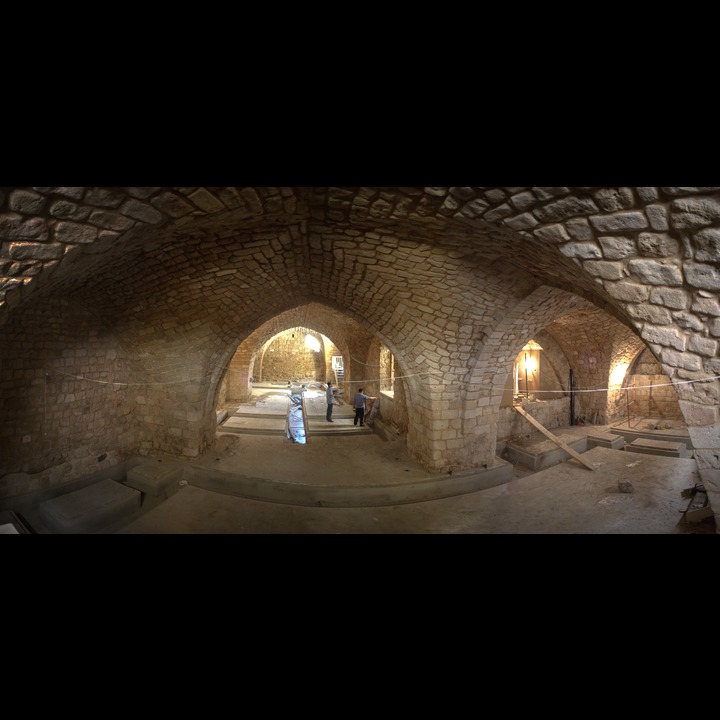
[
  {"x1": 126, "y1": 461, "x2": 184, "y2": 497},
  {"x1": 627, "y1": 438, "x2": 687, "y2": 458},
  {"x1": 39, "y1": 479, "x2": 141, "y2": 533},
  {"x1": 587, "y1": 432, "x2": 625, "y2": 450}
]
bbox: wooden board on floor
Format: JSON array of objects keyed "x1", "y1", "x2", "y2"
[{"x1": 513, "y1": 405, "x2": 596, "y2": 471}]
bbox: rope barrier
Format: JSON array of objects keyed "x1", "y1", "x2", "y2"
[
  {"x1": 46, "y1": 366, "x2": 720, "y2": 394},
  {"x1": 527, "y1": 374, "x2": 720, "y2": 394}
]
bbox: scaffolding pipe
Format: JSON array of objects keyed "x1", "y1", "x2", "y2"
[{"x1": 525, "y1": 352, "x2": 529, "y2": 399}]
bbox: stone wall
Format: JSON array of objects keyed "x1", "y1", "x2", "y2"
[
  {"x1": 626, "y1": 348, "x2": 683, "y2": 421},
  {"x1": 260, "y1": 330, "x2": 323, "y2": 382},
  {"x1": 0, "y1": 296, "x2": 136, "y2": 497}
]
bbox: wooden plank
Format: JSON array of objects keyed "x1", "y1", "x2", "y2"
[{"x1": 513, "y1": 405, "x2": 596, "y2": 470}]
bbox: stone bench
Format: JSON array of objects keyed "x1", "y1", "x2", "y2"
[
  {"x1": 125, "y1": 460, "x2": 184, "y2": 497},
  {"x1": 586, "y1": 431, "x2": 625, "y2": 450},
  {"x1": 626, "y1": 438, "x2": 688, "y2": 458},
  {"x1": 39, "y1": 479, "x2": 141, "y2": 533}
]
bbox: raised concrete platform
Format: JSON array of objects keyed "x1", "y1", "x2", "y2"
[
  {"x1": 221, "y1": 415, "x2": 287, "y2": 435},
  {"x1": 182, "y1": 456, "x2": 515, "y2": 508},
  {"x1": 609, "y1": 420, "x2": 693, "y2": 449},
  {"x1": 125, "y1": 460, "x2": 184, "y2": 497},
  {"x1": 626, "y1": 437, "x2": 688, "y2": 458},
  {"x1": 506, "y1": 435, "x2": 587, "y2": 471},
  {"x1": 0, "y1": 510, "x2": 33, "y2": 534},
  {"x1": 39, "y1": 479, "x2": 141, "y2": 534},
  {"x1": 116, "y1": 446, "x2": 714, "y2": 534},
  {"x1": 587, "y1": 431, "x2": 625, "y2": 450},
  {"x1": 221, "y1": 409, "x2": 370, "y2": 438}
]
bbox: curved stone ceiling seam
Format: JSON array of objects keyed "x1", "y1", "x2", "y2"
[{"x1": 1, "y1": 188, "x2": 716, "y2": 358}]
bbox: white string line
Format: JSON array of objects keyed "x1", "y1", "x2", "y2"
[
  {"x1": 338, "y1": 371, "x2": 445, "y2": 385},
  {"x1": 525, "y1": 374, "x2": 720, "y2": 393},
  {"x1": 49, "y1": 370, "x2": 217, "y2": 387},
  {"x1": 48, "y1": 365, "x2": 720, "y2": 393},
  {"x1": 47, "y1": 367, "x2": 446, "y2": 388},
  {"x1": 347, "y1": 354, "x2": 383, "y2": 367}
]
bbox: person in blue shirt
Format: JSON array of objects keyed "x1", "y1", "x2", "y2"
[{"x1": 353, "y1": 388, "x2": 376, "y2": 427}]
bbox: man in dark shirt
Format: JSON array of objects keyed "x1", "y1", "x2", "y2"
[
  {"x1": 353, "y1": 388, "x2": 376, "y2": 427},
  {"x1": 326, "y1": 381, "x2": 336, "y2": 422}
]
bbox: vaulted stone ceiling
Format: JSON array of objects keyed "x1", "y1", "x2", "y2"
[
  {"x1": 2, "y1": 186, "x2": 658, "y2": 349},
  {"x1": 1, "y1": 187, "x2": 636, "y2": 329},
  {"x1": 2, "y1": 187, "x2": 719, "y2": 499}
]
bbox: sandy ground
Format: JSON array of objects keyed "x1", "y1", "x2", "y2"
[
  {"x1": 7, "y1": 385, "x2": 715, "y2": 534},
  {"x1": 114, "y1": 441, "x2": 716, "y2": 534}
]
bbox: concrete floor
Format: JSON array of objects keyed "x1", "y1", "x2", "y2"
[
  {"x1": 109, "y1": 434, "x2": 714, "y2": 535},
  {"x1": 121, "y1": 387, "x2": 713, "y2": 533},
  {"x1": 5, "y1": 386, "x2": 716, "y2": 534}
]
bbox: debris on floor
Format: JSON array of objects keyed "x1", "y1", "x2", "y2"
[
  {"x1": 618, "y1": 479, "x2": 633, "y2": 493},
  {"x1": 680, "y1": 483, "x2": 713, "y2": 523}
]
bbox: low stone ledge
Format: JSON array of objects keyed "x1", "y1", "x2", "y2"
[
  {"x1": 626, "y1": 438, "x2": 688, "y2": 458},
  {"x1": 39, "y1": 479, "x2": 141, "y2": 533},
  {"x1": 586, "y1": 432, "x2": 625, "y2": 450},
  {"x1": 125, "y1": 460, "x2": 184, "y2": 497}
]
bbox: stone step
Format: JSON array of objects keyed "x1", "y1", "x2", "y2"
[
  {"x1": 125, "y1": 460, "x2": 184, "y2": 497},
  {"x1": 222, "y1": 416, "x2": 287, "y2": 434},
  {"x1": 182, "y1": 457, "x2": 515, "y2": 508},
  {"x1": 308, "y1": 423, "x2": 373, "y2": 436},
  {"x1": 626, "y1": 438, "x2": 688, "y2": 458},
  {"x1": 610, "y1": 426, "x2": 693, "y2": 449},
  {"x1": 586, "y1": 431, "x2": 625, "y2": 450},
  {"x1": 220, "y1": 426, "x2": 287, "y2": 436}
]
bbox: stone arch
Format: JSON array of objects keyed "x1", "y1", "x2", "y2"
[
  {"x1": 613, "y1": 346, "x2": 686, "y2": 424},
  {"x1": 457, "y1": 286, "x2": 586, "y2": 467},
  {"x1": 3, "y1": 187, "x2": 720, "y2": 510},
  {"x1": 457, "y1": 285, "x2": 662, "y2": 468},
  {"x1": 207, "y1": 301, "x2": 420, "y2": 439}
]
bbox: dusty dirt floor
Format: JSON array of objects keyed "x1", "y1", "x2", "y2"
[
  {"x1": 7, "y1": 386, "x2": 715, "y2": 534},
  {"x1": 112, "y1": 432, "x2": 717, "y2": 534}
]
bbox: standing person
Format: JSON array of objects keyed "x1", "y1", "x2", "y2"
[
  {"x1": 353, "y1": 388, "x2": 377, "y2": 427},
  {"x1": 326, "y1": 381, "x2": 337, "y2": 422}
]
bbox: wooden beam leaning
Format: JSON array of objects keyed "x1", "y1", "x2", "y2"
[{"x1": 513, "y1": 405, "x2": 595, "y2": 471}]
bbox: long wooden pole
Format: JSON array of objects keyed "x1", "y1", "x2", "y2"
[
  {"x1": 514, "y1": 405, "x2": 595, "y2": 470},
  {"x1": 626, "y1": 387, "x2": 631, "y2": 426}
]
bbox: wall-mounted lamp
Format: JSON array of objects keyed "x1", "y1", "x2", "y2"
[
  {"x1": 522, "y1": 340, "x2": 544, "y2": 351},
  {"x1": 515, "y1": 339, "x2": 543, "y2": 399}
]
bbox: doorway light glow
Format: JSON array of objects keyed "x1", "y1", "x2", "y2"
[
  {"x1": 305, "y1": 334, "x2": 321, "y2": 352},
  {"x1": 609, "y1": 362, "x2": 629, "y2": 388}
]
